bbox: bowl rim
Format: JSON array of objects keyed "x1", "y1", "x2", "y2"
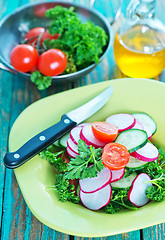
[{"x1": 0, "y1": 1, "x2": 113, "y2": 80}]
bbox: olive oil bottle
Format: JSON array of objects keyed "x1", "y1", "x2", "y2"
[{"x1": 114, "y1": 0, "x2": 165, "y2": 78}]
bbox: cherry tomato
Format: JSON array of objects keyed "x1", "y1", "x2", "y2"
[
  {"x1": 38, "y1": 49, "x2": 67, "y2": 76},
  {"x1": 24, "y1": 28, "x2": 59, "y2": 46},
  {"x1": 34, "y1": 3, "x2": 55, "y2": 17},
  {"x1": 10, "y1": 44, "x2": 38, "y2": 72},
  {"x1": 102, "y1": 142, "x2": 130, "y2": 170},
  {"x1": 92, "y1": 122, "x2": 118, "y2": 143},
  {"x1": 24, "y1": 27, "x2": 45, "y2": 45},
  {"x1": 40, "y1": 30, "x2": 59, "y2": 44}
]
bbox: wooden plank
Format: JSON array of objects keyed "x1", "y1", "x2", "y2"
[
  {"x1": 142, "y1": 224, "x2": 165, "y2": 240},
  {"x1": 73, "y1": 230, "x2": 141, "y2": 240},
  {"x1": 0, "y1": 70, "x2": 13, "y2": 224}
]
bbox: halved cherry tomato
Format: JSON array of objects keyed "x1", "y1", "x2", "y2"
[
  {"x1": 24, "y1": 28, "x2": 59, "y2": 46},
  {"x1": 38, "y1": 49, "x2": 67, "y2": 76},
  {"x1": 102, "y1": 142, "x2": 130, "y2": 170},
  {"x1": 92, "y1": 122, "x2": 118, "y2": 143},
  {"x1": 10, "y1": 44, "x2": 38, "y2": 72}
]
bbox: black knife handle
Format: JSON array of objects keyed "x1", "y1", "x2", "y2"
[{"x1": 4, "y1": 115, "x2": 77, "y2": 169}]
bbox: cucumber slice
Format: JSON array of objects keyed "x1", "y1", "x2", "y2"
[
  {"x1": 126, "y1": 156, "x2": 148, "y2": 171},
  {"x1": 53, "y1": 140, "x2": 61, "y2": 148},
  {"x1": 132, "y1": 113, "x2": 157, "y2": 137},
  {"x1": 59, "y1": 132, "x2": 70, "y2": 148},
  {"x1": 115, "y1": 129, "x2": 148, "y2": 153},
  {"x1": 111, "y1": 172, "x2": 137, "y2": 189}
]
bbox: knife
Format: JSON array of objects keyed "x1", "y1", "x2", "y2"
[{"x1": 4, "y1": 85, "x2": 113, "y2": 169}]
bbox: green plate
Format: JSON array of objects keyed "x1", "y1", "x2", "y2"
[{"x1": 9, "y1": 79, "x2": 165, "y2": 237}]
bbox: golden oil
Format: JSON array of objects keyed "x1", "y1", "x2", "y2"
[{"x1": 114, "y1": 25, "x2": 165, "y2": 78}]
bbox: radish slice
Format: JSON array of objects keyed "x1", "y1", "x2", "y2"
[
  {"x1": 131, "y1": 142, "x2": 159, "y2": 162},
  {"x1": 70, "y1": 126, "x2": 82, "y2": 145},
  {"x1": 110, "y1": 168, "x2": 125, "y2": 183},
  {"x1": 132, "y1": 121, "x2": 144, "y2": 130},
  {"x1": 67, "y1": 146, "x2": 78, "y2": 158},
  {"x1": 79, "y1": 167, "x2": 112, "y2": 193},
  {"x1": 128, "y1": 173, "x2": 152, "y2": 207},
  {"x1": 106, "y1": 113, "x2": 136, "y2": 132},
  {"x1": 79, "y1": 184, "x2": 112, "y2": 211},
  {"x1": 80, "y1": 124, "x2": 105, "y2": 148},
  {"x1": 67, "y1": 138, "x2": 78, "y2": 154},
  {"x1": 78, "y1": 123, "x2": 90, "y2": 128}
]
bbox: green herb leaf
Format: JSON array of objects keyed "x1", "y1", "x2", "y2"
[
  {"x1": 64, "y1": 139, "x2": 104, "y2": 180},
  {"x1": 104, "y1": 189, "x2": 137, "y2": 214},
  {"x1": 40, "y1": 148, "x2": 68, "y2": 173},
  {"x1": 45, "y1": 6, "x2": 108, "y2": 72},
  {"x1": 48, "y1": 174, "x2": 80, "y2": 203},
  {"x1": 31, "y1": 70, "x2": 52, "y2": 90}
]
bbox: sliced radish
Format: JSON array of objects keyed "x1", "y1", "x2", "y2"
[
  {"x1": 67, "y1": 138, "x2": 78, "y2": 154},
  {"x1": 128, "y1": 173, "x2": 152, "y2": 207},
  {"x1": 132, "y1": 121, "x2": 144, "y2": 130},
  {"x1": 79, "y1": 167, "x2": 112, "y2": 193},
  {"x1": 131, "y1": 142, "x2": 159, "y2": 162},
  {"x1": 67, "y1": 146, "x2": 78, "y2": 158},
  {"x1": 110, "y1": 168, "x2": 125, "y2": 183},
  {"x1": 80, "y1": 124, "x2": 105, "y2": 148},
  {"x1": 79, "y1": 184, "x2": 112, "y2": 211},
  {"x1": 106, "y1": 113, "x2": 136, "y2": 132},
  {"x1": 70, "y1": 126, "x2": 82, "y2": 145},
  {"x1": 78, "y1": 123, "x2": 90, "y2": 128}
]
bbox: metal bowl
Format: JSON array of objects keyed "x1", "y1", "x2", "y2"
[{"x1": 0, "y1": 1, "x2": 114, "y2": 83}]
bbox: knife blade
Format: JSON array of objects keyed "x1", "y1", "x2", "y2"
[{"x1": 4, "y1": 85, "x2": 113, "y2": 169}]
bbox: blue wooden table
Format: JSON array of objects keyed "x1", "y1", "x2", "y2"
[{"x1": 0, "y1": 0, "x2": 165, "y2": 239}]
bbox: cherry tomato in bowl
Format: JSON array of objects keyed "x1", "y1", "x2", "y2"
[
  {"x1": 102, "y1": 142, "x2": 130, "y2": 170},
  {"x1": 38, "y1": 49, "x2": 67, "y2": 76},
  {"x1": 10, "y1": 44, "x2": 38, "y2": 72},
  {"x1": 24, "y1": 27, "x2": 45, "y2": 45},
  {"x1": 24, "y1": 27, "x2": 59, "y2": 46},
  {"x1": 40, "y1": 30, "x2": 59, "y2": 44}
]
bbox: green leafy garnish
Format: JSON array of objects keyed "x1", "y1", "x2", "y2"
[
  {"x1": 31, "y1": 70, "x2": 52, "y2": 90},
  {"x1": 48, "y1": 174, "x2": 80, "y2": 203},
  {"x1": 145, "y1": 176, "x2": 165, "y2": 201},
  {"x1": 64, "y1": 139, "x2": 104, "y2": 180},
  {"x1": 45, "y1": 6, "x2": 108, "y2": 70},
  {"x1": 39, "y1": 147, "x2": 67, "y2": 173},
  {"x1": 104, "y1": 189, "x2": 137, "y2": 214}
]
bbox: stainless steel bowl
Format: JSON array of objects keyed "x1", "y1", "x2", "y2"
[{"x1": 0, "y1": 1, "x2": 114, "y2": 83}]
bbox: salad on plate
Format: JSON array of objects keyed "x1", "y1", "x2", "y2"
[{"x1": 39, "y1": 112, "x2": 165, "y2": 213}]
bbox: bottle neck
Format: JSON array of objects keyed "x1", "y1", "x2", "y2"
[{"x1": 127, "y1": 0, "x2": 156, "y2": 20}]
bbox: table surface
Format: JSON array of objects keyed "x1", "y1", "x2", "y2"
[{"x1": 0, "y1": 0, "x2": 165, "y2": 239}]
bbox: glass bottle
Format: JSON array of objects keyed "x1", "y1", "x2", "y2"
[{"x1": 114, "y1": 0, "x2": 165, "y2": 78}]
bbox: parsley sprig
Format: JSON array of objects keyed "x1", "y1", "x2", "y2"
[{"x1": 64, "y1": 139, "x2": 104, "y2": 180}]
